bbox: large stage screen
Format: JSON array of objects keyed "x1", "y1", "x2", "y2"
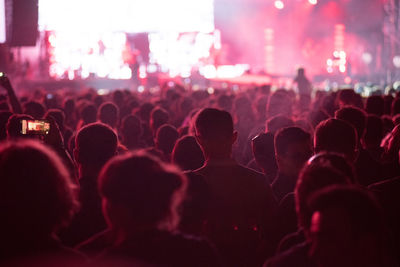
[{"x1": 39, "y1": 0, "x2": 214, "y2": 33}]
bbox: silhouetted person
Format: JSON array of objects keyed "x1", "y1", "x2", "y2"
[
  {"x1": 150, "y1": 107, "x2": 169, "y2": 136},
  {"x1": 265, "y1": 156, "x2": 352, "y2": 267},
  {"x1": 23, "y1": 101, "x2": 46, "y2": 119},
  {"x1": 96, "y1": 151, "x2": 220, "y2": 266},
  {"x1": 172, "y1": 135, "x2": 204, "y2": 171},
  {"x1": 314, "y1": 118, "x2": 358, "y2": 163},
  {"x1": 308, "y1": 185, "x2": 396, "y2": 267},
  {"x1": 266, "y1": 115, "x2": 294, "y2": 135},
  {"x1": 194, "y1": 108, "x2": 277, "y2": 267},
  {"x1": 293, "y1": 68, "x2": 312, "y2": 98},
  {"x1": 120, "y1": 114, "x2": 144, "y2": 150},
  {"x1": 61, "y1": 123, "x2": 118, "y2": 246},
  {"x1": 335, "y1": 106, "x2": 382, "y2": 185},
  {"x1": 362, "y1": 115, "x2": 384, "y2": 162},
  {"x1": 98, "y1": 102, "x2": 119, "y2": 129},
  {"x1": 155, "y1": 124, "x2": 179, "y2": 162},
  {"x1": 272, "y1": 127, "x2": 312, "y2": 202},
  {"x1": 0, "y1": 140, "x2": 84, "y2": 266},
  {"x1": 248, "y1": 132, "x2": 277, "y2": 183},
  {"x1": 366, "y1": 95, "x2": 384, "y2": 116},
  {"x1": 77, "y1": 103, "x2": 97, "y2": 130}
]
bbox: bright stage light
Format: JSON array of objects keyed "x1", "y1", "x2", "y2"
[
  {"x1": 308, "y1": 0, "x2": 317, "y2": 5},
  {"x1": 39, "y1": 0, "x2": 214, "y2": 33},
  {"x1": 274, "y1": 0, "x2": 284, "y2": 10},
  {"x1": 393, "y1": 56, "x2": 400, "y2": 68},
  {"x1": 39, "y1": 0, "x2": 215, "y2": 79}
]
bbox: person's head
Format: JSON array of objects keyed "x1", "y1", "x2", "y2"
[
  {"x1": 266, "y1": 90, "x2": 292, "y2": 118},
  {"x1": 0, "y1": 140, "x2": 78, "y2": 240},
  {"x1": 45, "y1": 109, "x2": 66, "y2": 133},
  {"x1": 365, "y1": 95, "x2": 384, "y2": 116},
  {"x1": 336, "y1": 89, "x2": 361, "y2": 108},
  {"x1": 314, "y1": 118, "x2": 358, "y2": 162},
  {"x1": 23, "y1": 101, "x2": 46, "y2": 119},
  {"x1": 266, "y1": 115, "x2": 294, "y2": 135},
  {"x1": 251, "y1": 132, "x2": 277, "y2": 174},
  {"x1": 74, "y1": 123, "x2": 118, "y2": 171},
  {"x1": 172, "y1": 135, "x2": 205, "y2": 171},
  {"x1": 98, "y1": 102, "x2": 119, "y2": 129},
  {"x1": 80, "y1": 103, "x2": 97, "y2": 125},
  {"x1": 308, "y1": 185, "x2": 389, "y2": 267},
  {"x1": 297, "y1": 67, "x2": 305, "y2": 76},
  {"x1": 295, "y1": 153, "x2": 353, "y2": 231},
  {"x1": 155, "y1": 124, "x2": 179, "y2": 156},
  {"x1": 150, "y1": 107, "x2": 169, "y2": 136},
  {"x1": 362, "y1": 115, "x2": 383, "y2": 149},
  {"x1": 274, "y1": 127, "x2": 312, "y2": 177},
  {"x1": 335, "y1": 106, "x2": 366, "y2": 142},
  {"x1": 121, "y1": 115, "x2": 142, "y2": 146},
  {"x1": 6, "y1": 114, "x2": 35, "y2": 139},
  {"x1": 194, "y1": 108, "x2": 236, "y2": 159},
  {"x1": 308, "y1": 109, "x2": 330, "y2": 129},
  {"x1": 99, "y1": 151, "x2": 187, "y2": 234}
]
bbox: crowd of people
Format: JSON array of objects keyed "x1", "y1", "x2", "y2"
[{"x1": 1, "y1": 71, "x2": 400, "y2": 267}]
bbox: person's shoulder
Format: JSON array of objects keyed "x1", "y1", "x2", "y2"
[{"x1": 369, "y1": 176, "x2": 400, "y2": 193}]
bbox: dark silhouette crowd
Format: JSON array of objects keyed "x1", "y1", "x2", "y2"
[{"x1": 1, "y1": 71, "x2": 400, "y2": 267}]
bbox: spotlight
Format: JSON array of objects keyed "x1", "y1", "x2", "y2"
[
  {"x1": 274, "y1": 0, "x2": 284, "y2": 9},
  {"x1": 308, "y1": 0, "x2": 317, "y2": 5},
  {"x1": 393, "y1": 56, "x2": 400, "y2": 68}
]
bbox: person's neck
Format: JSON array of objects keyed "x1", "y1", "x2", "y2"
[{"x1": 79, "y1": 164, "x2": 103, "y2": 179}]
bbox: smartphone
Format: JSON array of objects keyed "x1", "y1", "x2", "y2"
[{"x1": 21, "y1": 120, "x2": 50, "y2": 135}]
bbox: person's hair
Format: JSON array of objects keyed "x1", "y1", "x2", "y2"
[
  {"x1": 6, "y1": 114, "x2": 35, "y2": 139},
  {"x1": 172, "y1": 135, "x2": 205, "y2": 171},
  {"x1": 266, "y1": 115, "x2": 294, "y2": 135},
  {"x1": 155, "y1": 124, "x2": 179, "y2": 155},
  {"x1": 98, "y1": 102, "x2": 119, "y2": 128},
  {"x1": 266, "y1": 89, "x2": 292, "y2": 118},
  {"x1": 0, "y1": 140, "x2": 78, "y2": 236},
  {"x1": 194, "y1": 108, "x2": 234, "y2": 141},
  {"x1": 308, "y1": 185, "x2": 384, "y2": 239},
  {"x1": 80, "y1": 103, "x2": 97, "y2": 125},
  {"x1": 366, "y1": 95, "x2": 384, "y2": 116},
  {"x1": 121, "y1": 114, "x2": 142, "y2": 138},
  {"x1": 274, "y1": 127, "x2": 311, "y2": 157},
  {"x1": 150, "y1": 107, "x2": 169, "y2": 135},
  {"x1": 363, "y1": 115, "x2": 383, "y2": 148},
  {"x1": 45, "y1": 109, "x2": 66, "y2": 132},
  {"x1": 98, "y1": 151, "x2": 187, "y2": 231},
  {"x1": 308, "y1": 109, "x2": 330, "y2": 129},
  {"x1": 23, "y1": 101, "x2": 46, "y2": 119},
  {"x1": 295, "y1": 155, "x2": 352, "y2": 229},
  {"x1": 335, "y1": 106, "x2": 366, "y2": 141},
  {"x1": 75, "y1": 122, "x2": 118, "y2": 166},
  {"x1": 314, "y1": 118, "x2": 357, "y2": 159}
]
